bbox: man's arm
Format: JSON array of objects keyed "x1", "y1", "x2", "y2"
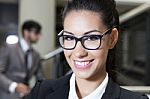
[{"x1": 0, "y1": 45, "x2": 13, "y2": 92}]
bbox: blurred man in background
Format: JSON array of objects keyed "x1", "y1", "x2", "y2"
[{"x1": 0, "y1": 20, "x2": 44, "y2": 99}]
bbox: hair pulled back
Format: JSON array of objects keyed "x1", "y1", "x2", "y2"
[{"x1": 63, "y1": 0, "x2": 119, "y2": 30}]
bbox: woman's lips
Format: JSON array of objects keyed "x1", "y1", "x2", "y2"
[{"x1": 74, "y1": 59, "x2": 94, "y2": 70}]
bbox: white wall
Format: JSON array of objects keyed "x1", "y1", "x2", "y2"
[{"x1": 19, "y1": 0, "x2": 55, "y2": 55}]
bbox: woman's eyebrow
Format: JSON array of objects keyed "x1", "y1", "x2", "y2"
[
  {"x1": 63, "y1": 31, "x2": 74, "y2": 35},
  {"x1": 84, "y1": 30, "x2": 103, "y2": 35},
  {"x1": 63, "y1": 30, "x2": 103, "y2": 35}
]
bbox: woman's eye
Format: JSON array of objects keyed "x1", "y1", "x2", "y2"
[
  {"x1": 86, "y1": 35, "x2": 100, "y2": 41},
  {"x1": 64, "y1": 36, "x2": 75, "y2": 41}
]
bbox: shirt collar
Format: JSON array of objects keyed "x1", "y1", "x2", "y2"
[
  {"x1": 68, "y1": 73, "x2": 78, "y2": 99},
  {"x1": 20, "y1": 38, "x2": 30, "y2": 52},
  {"x1": 68, "y1": 73, "x2": 108, "y2": 99}
]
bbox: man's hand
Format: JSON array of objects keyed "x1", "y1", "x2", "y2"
[{"x1": 15, "y1": 83, "x2": 30, "y2": 97}]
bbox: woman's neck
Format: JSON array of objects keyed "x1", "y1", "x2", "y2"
[{"x1": 75, "y1": 72, "x2": 107, "y2": 98}]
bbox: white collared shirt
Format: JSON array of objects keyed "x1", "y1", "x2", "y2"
[
  {"x1": 20, "y1": 38, "x2": 32, "y2": 69},
  {"x1": 20, "y1": 38, "x2": 30, "y2": 52},
  {"x1": 68, "y1": 73, "x2": 108, "y2": 99}
]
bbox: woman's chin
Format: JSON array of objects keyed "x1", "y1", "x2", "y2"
[{"x1": 74, "y1": 70, "x2": 93, "y2": 80}]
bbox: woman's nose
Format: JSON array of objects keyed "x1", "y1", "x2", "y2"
[{"x1": 73, "y1": 42, "x2": 88, "y2": 58}]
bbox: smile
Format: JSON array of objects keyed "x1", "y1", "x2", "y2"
[{"x1": 74, "y1": 59, "x2": 94, "y2": 70}]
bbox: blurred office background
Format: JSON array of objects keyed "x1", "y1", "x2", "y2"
[{"x1": 0, "y1": 0, "x2": 150, "y2": 96}]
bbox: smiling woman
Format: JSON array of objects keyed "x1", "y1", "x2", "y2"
[{"x1": 28, "y1": 0, "x2": 148, "y2": 99}]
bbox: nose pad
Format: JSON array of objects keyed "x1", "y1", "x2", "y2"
[{"x1": 73, "y1": 42, "x2": 88, "y2": 58}]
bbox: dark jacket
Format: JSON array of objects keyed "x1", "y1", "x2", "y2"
[{"x1": 28, "y1": 74, "x2": 149, "y2": 99}]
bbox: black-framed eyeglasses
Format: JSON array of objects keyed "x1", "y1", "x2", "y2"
[{"x1": 58, "y1": 28, "x2": 112, "y2": 50}]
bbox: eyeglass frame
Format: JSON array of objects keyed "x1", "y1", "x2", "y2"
[{"x1": 58, "y1": 28, "x2": 112, "y2": 50}]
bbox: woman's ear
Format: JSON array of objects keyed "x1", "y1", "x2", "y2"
[{"x1": 109, "y1": 28, "x2": 118, "y2": 49}]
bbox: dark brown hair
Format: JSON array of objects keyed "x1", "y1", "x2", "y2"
[{"x1": 22, "y1": 20, "x2": 42, "y2": 37}]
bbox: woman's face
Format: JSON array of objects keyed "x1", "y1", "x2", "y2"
[{"x1": 63, "y1": 10, "x2": 118, "y2": 80}]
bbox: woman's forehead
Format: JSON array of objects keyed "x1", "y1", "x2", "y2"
[{"x1": 63, "y1": 10, "x2": 107, "y2": 34}]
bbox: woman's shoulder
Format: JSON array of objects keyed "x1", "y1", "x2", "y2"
[
  {"x1": 119, "y1": 87, "x2": 149, "y2": 99},
  {"x1": 105, "y1": 78, "x2": 149, "y2": 99},
  {"x1": 40, "y1": 74, "x2": 71, "y2": 88},
  {"x1": 28, "y1": 74, "x2": 71, "y2": 99}
]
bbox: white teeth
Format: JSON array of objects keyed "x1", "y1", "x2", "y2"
[{"x1": 75, "y1": 61, "x2": 90, "y2": 66}]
